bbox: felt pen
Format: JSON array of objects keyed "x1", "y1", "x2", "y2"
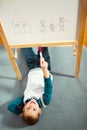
[{"x1": 38, "y1": 46, "x2": 43, "y2": 58}]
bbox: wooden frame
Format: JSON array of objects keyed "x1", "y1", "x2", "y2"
[
  {"x1": 0, "y1": 0, "x2": 87, "y2": 80},
  {"x1": 75, "y1": 0, "x2": 87, "y2": 78},
  {"x1": 0, "y1": 23, "x2": 22, "y2": 80},
  {"x1": 0, "y1": 37, "x2": 2, "y2": 44},
  {"x1": 83, "y1": 17, "x2": 87, "y2": 47}
]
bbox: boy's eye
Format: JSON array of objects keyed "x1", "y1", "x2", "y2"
[
  {"x1": 27, "y1": 108, "x2": 30, "y2": 110},
  {"x1": 33, "y1": 108, "x2": 36, "y2": 111}
]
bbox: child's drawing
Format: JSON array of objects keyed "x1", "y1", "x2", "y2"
[
  {"x1": 12, "y1": 13, "x2": 68, "y2": 34},
  {"x1": 39, "y1": 17, "x2": 68, "y2": 33},
  {"x1": 57, "y1": 17, "x2": 68, "y2": 31},
  {"x1": 40, "y1": 20, "x2": 48, "y2": 33},
  {"x1": 49, "y1": 23, "x2": 56, "y2": 32},
  {"x1": 12, "y1": 12, "x2": 31, "y2": 34}
]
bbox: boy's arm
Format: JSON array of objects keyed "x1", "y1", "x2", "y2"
[
  {"x1": 40, "y1": 57, "x2": 53, "y2": 105},
  {"x1": 7, "y1": 96, "x2": 24, "y2": 116},
  {"x1": 40, "y1": 57, "x2": 50, "y2": 78},
  {"x1": 43, "y1": 77, "x2": 53, "y2": 105}
]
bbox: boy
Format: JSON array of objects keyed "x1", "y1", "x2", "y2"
[{"x1": 8, "y1": 47, "x2": 53, "y2": 126}]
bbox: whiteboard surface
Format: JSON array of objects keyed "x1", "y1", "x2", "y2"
[{"x1": 0, "y1": 0, "x2": 80, "y2": 44}]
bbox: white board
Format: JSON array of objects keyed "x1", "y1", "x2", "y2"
[{"x1": 0, "y1": 0, "x2": 80, "y2": 44}]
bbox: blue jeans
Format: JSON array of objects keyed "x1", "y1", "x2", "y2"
[{"x1": 23, "y1": 47, "x2": 51, "y2": 71}]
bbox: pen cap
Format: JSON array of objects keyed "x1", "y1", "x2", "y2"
[{"x1": 38, "y1": 46, "x2": 42, "y2": 52}]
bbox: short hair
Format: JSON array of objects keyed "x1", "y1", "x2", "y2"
[{"x1": 21, "y1": 111, "x2": 40, "y2": 126}]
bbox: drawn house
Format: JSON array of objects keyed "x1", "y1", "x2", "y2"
[{"x1": 12, "y1": 13, "x2": 31, "y2": 34}]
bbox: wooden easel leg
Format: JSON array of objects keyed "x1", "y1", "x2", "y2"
[
  {"x1": 0, "y1": 22, "x2": 22, "y2": 80},
  {"x1": 83, "y1": 17, "x2": 87, "y2": 47},
  {"x1": 75, "y1": 0, "x2": 87, "y2": 78},
  {"x1": 0, "y1": 37, "x2": 3, "y2": 45}
]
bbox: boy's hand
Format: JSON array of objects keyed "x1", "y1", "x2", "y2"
[
  {"x1": 40, "y1": 57, "x2": 50, "y2": 78},
  {"x1": 40, "y1": 57, "x2": 48, "y2": 70}
]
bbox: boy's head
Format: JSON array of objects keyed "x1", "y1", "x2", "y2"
[{"x1": 21, "y1": 99, "x2": 41, "y2": 126}]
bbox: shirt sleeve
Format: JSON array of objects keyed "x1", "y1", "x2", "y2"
[
  {"x1": 7, "y1": 96, "x2": 24, "y2": 116},
  {"x1": 43, "y1": 76, "x2": 53, "y2": 105}
]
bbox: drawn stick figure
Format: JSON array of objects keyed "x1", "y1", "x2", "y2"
[
  {"x1": 40, "y1": 20, "x2": 47, "y2": 33},
  {"x1": 58, "y1": 17, "x2": 68, "y2": 31},
  {"x1": 49, "y1": 23, "x2": 56, "y2": 32}
]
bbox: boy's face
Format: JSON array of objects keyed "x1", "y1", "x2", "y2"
[{"x1": 23, "y1": 99, "x2": 41, "y2": 118}]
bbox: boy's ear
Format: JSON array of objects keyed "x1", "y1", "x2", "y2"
[
  {"x1": 19, "y1": 113, "x2": 23, "y2": 117},
  {"x1": 39, "y1": 108, "x2": 41, "y2": 115}
]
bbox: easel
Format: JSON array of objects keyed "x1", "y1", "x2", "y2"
[
  {"x1": 0, "y1": 38, "x2": 2, "y2": 45},
  {"x1": 83, "y1": 17, "x2": 87, "y2": 48},
  {"x1": 0, "y1": 23, "x2": 22, "y2": 80},
  {"x1": 0, "y1": 0, "x2": 87, "y2": 80},
  {"x1": 75, "y1": 0, "x2": 87, "y2": 78}
]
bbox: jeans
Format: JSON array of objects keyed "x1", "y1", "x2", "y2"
[{"x1": 23, "y1": 47, "x2": 51, "y2": 71}]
